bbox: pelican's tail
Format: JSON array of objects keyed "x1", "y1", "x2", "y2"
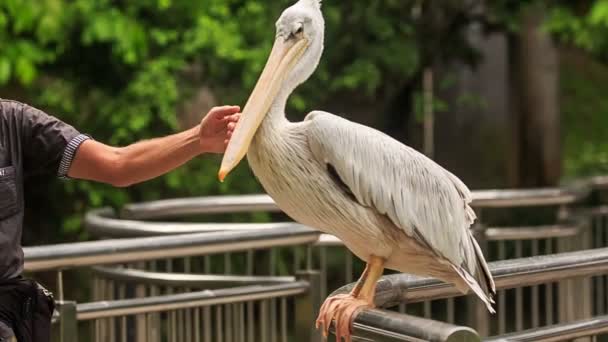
[
  {"x1": 451, "y1": 232, "x2": 496, "y2": 313},
  {"x1": 451, "y1": 264, "x2": 495, "y2": 313}
]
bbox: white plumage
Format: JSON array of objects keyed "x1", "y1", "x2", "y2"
[{"x1": 220, "y1": 0, "x2": 495, "y2": 339}]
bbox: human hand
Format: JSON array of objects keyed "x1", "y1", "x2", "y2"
[{"x1": 199, "y1": 105, "x2": 241, "y2": 154}]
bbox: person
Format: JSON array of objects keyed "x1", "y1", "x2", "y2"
[{"x1": 0, "y1": 99, "x2": 240, "y2": 342}]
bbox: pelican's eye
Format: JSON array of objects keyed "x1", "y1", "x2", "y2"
[{"x1": 289, "y1": 23, "x2": 304, "y2": 40}]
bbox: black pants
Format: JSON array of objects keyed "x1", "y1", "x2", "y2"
[{"x1": 0, "y1": 277, "x2": 55, "y2": 342}]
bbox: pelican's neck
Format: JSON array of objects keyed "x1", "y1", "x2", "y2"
[{"x1": 260, "y1": 83, "x2": 294, "y2": 131}]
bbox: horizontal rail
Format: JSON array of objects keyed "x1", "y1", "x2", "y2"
[
  {"x1": 332, "y1": 247, "x2": 608, "y2": 308},
  {"x1": 76, "y1": 281, "x2": 309, "y2": 320},
  {"x1": 86, "y1": 208, "x2": 302, "y2": 237},
  {"x1": 92, "y1": 266, "x2": 295, "y2": 288},
  {"x1": 485, "y1": 223, "x2": 582, "y2": 241},
  {"x1": 484, "y1": 315, "x2": 608, "y2": 342},
  {"x1": 316, "y1": 222, "x2": 582, "y2": 247},
  {"x1": 120, "y1": 194, "x2": 280, "y2": 220},
  {"x1": 471, "y1": 188, "x2": 585, "y2": 208},
  {"x1": 24, "y1": 226, "x2": 319, "y2": 272},
  {"x1": 351, "y1": 309, "x2": 480, "y2": 342},
  {"x1": 112, "y1": 187, "x2": 587, "y2": 222}
]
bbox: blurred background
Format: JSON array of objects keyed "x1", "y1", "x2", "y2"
[{"x1": 1, "y1": 0, "x2": 607, "y2": 253}]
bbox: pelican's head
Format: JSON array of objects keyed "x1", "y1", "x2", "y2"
[{"x1": 218, "y1": 0, "x2": 325, "y2": 181}]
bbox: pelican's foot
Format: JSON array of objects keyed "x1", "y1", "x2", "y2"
[{"x1": 315, "y1": 293, "x2": 373, "y2": 342}]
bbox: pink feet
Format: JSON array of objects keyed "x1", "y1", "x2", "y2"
[{"x1": 315, "y1": 294, "x2": 374, "y2": 342}]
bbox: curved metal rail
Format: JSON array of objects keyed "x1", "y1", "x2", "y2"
[
  {"x1": 484, "y1": 315, "x2": 608, "y2": 342},
  {"x1": 77, "y1": 281, "x2": 309, "y2": 320},
  {"x1": 112, "y1": 187, "x2": 586, "y2": 223},
  {"x1": 91, "y1": 266, "x2": 296, "y2": 289},
  {"x1": 24, "y1": 225, "x2": 318, "y2": 271},
  {"x1": 38, "y1": 175, "x2": 608, "y2": 342},
  {"x1": 332, "y1": 247, "x2": 608, "y2": 307},
  {"x1": 330, "y1": 247, "x2": 608, "y2": 341}
]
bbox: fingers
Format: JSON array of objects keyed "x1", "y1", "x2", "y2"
[
  {"x1": 226, "y1": 113, "x2": 241, "y2": 122},
  {"x1": 209, "y1": 105, "x2": 241, "y2": 120}
]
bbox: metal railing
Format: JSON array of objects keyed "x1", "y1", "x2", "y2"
[
  {"x1": 333, "y1": 247, "x2": 608, "y2": 341},
  {"x1": 16, "y1": 176, "x2": 608, "y2": 341}
]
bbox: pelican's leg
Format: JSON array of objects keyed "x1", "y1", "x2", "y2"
[{"x1": 315, "y1": 255, "x2": 385, "y2": 342}]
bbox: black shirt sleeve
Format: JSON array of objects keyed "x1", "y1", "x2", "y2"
[{"x1": 18, "y1": 103, "x2": 89, "y2": 178}]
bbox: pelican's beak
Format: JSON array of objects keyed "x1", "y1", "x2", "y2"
[{"x1": 218, "y1": 36, "x2": 309, "y2": 181}]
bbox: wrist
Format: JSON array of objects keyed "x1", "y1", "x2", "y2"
[{"x1": 188, "y1": 125, "x2": 206, "y2": 155}]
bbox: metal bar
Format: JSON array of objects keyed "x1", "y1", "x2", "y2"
[
  {"x1": 239, "y1": 303, "x2": 246, "y2": 342},
  {"x1": 424, "y1": 300, "x2": 432, "y2": 318},
  {"x1": 247, "y1": 301, "x2": 254, "y2": 342},
  {"x1": 225, "y1": 304, "x2": 232, "y2": 342},
  {"x1": 485, "y1": 224, "x2": 582, "y2": 241},
  {"x1": 204, "y1": 306, "x2": 211, "y2": 342},
  {"x1": 484, "y1": 314, "x2": 608, "y2": 342},
  {"x1": 24, "y1": 227, "x2": 319, "y2": 272},
  {"x1": 120, "y1": 195, "x2": 281, "y2": 220},
  {"x1": 91, "y1": 267, "x2": 295, "y2": 288},
  {"x1": 315, "y1": 222, "x2": 583, "y2": 248},
  {"x1": 295, "y1": 271, "x2": 322, "y2": 342},
  {"x1": 57, "y1": 270, "x2": 64, "y2": 301},
  {"x1": 216, "y1": 305, "x2": 223, "y2": 342},
  {"x1": 597, "y1": 217, "x2": 606, "y2": 314},
  {"x1": 351, "y1": 309, "x2": 480, "y2": 342},
  {"x1": 271, "y1": 298, "x2": 277, "y2": 342},
  {"x1": 120, "y1": 316, "x2": 126, "y2": 342},
  {"x1": 532, "y1": 239, "x2": 539, "y2": 328},
  {"x1": 331, "y1": 247, "x2": 608, "y2": 309},
  {"x1": 260, "y1": 300, "x2": 268, "y2": 342},
  {"x1": 546, "y1": 238, "x2": 554, "y2": 325},
  {"x1": 515, "y1": 240, "x2": 523, "y2": 331},
  {"x1": 57, "y1": 301, "x2": 78, "y2": 342},
  {"x1": 77, "y1": 281, "x2": 309, "y2": 320},
  {"x1": 446, "y1": 298, "x2": 454, "y2": 324},
  {"x1": 345, "y1": 251, "x2": 353, "y2": 284},
  {"x1": 281, "y1": 297, "x2": 287, "y2": 342},
  {"x1": 497, "y1": 241, "x2": 506, "y2": 334},
  {"x1": 320, "y1": 246, "x2": 327, "y2": 300},
  {"x1": 233, "y1": 304, "x2": 240, "y2": 342},
  {"x1": 194, "y1": 308, "x2": 201, "y2": 342},
  {"x1": 107, "y1": 188, "x2": 587, "y2": 223},
  {"x1": 471, "y1": 188, "x2": 584, "y2": 208}
]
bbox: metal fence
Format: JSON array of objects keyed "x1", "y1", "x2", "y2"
[{"x1": 17, "y1": 176, "x2": 608, "y2": 341}]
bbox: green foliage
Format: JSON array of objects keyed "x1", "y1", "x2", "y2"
[
  {"x1": 560, "y1": 51, "x2": 608, "y2": 178},
  {"x1": 3, "y1": 0, "x2": 608, "y2": 240},
  {"x1": 0, "y1": 0, "x2": 429, "y2": 240}
]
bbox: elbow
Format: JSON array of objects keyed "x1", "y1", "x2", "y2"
[
  {"x1": 106, "y1": 151, "x2": 135, "y2": 188},
  {"x1": 110, "y1": 179, "x2": 133, "y2": 188}
]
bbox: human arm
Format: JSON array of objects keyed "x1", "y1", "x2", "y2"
[{"x1": 67, "y1": 105, "x2": 240, "y2": 187}]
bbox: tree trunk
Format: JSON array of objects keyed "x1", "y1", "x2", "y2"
[{"x1": 511, "y1": 6, "x2": 561, "y2": 187}]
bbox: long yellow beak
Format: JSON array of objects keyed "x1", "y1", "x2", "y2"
[{"x1": 218, "y1": 36, "x2": 309, "y2": 182}]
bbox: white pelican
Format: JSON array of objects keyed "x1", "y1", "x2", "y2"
[{"x1": 219, "y1": 0, "x2": 496, "y2": 340}]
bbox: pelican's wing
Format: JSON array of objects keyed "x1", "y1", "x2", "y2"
[{"x1": 305, "y1": 111, "x2": 495, "y2": 307}]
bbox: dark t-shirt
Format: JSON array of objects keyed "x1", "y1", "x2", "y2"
[{"x1": 0, "y1": 100, "x2": 89, "y2": 281}]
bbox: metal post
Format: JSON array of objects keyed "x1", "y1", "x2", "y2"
[
  {"x1": 57, "y1": 301, "x2": 78, "y2": 342},
  {"x1": 295, "y1": 270, "x2": 322, "y2": 342}
]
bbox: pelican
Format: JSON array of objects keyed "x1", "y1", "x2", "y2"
[{"x1": 219, "y1": 0, "x2": 496, "y2": 340}]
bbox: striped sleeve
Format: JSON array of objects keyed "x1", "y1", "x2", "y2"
[{"x1": 58, "y1": 134, "x2": 92, "y2": 180}]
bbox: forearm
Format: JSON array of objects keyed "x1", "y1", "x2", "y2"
[
  {"x1": 68, "y1": 105, "x2": 240, "y2": 187},
  {"x1": 68, "y1": 126, "x2": 203, "y2": 187},
  {"x1": 111, "y1": 127, "x2": 202, "y2": 187}
]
